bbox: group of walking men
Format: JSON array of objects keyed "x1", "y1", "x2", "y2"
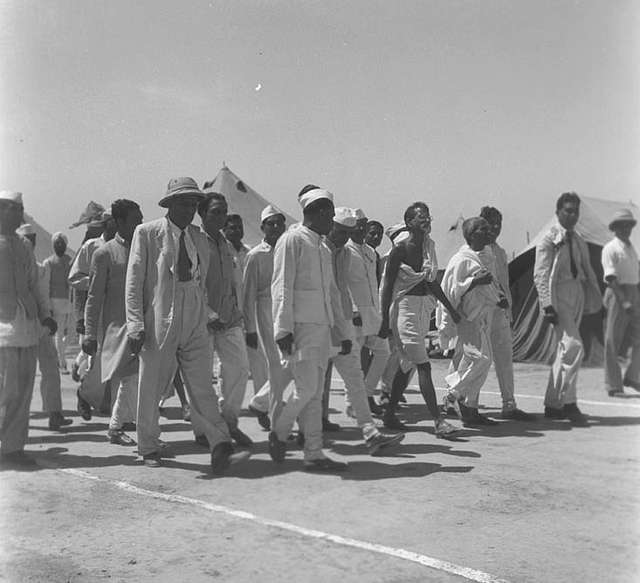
[{"x1": 0, "y1": 182, "x2": 637, "y2": 473}]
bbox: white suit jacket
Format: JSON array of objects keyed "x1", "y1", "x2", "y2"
[{"x1": 126, "y1": 217, "x2": 210, "y2": 350}]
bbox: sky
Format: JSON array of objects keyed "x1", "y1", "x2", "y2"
[{"x1": 1, "y1": 0, "x2": 639, "y2": 256}]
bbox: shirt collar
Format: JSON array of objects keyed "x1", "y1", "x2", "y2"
[{"x1": 115, "y1": 233, "x2": 129, "y2": 247}]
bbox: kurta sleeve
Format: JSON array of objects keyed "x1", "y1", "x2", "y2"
[
  {"x1": 242, "y1": 252, "x2": 259, "y2": 334},
  {"x1": 125, "y1": 226, "x2": 147, "y2": 336},
  {"x1": 26, "y1": 244, "x2": 48, "y2": 322},
  {"x1": 271, "y1": 233, "x2": 297, "y2": 340},
  {"x1": 85, "y1": 248, "x2": 109, "y2": 340},
  {"x1": 68, "y1": 243, "x2": 92, "y2": 291}
]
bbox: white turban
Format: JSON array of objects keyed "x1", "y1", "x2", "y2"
[
  {"x1": 334, "y1": 207, "x2": 357, "y2": 229},
  {"x1": 298, "y1": 188, "x2": 333, "y2": 210},
  {"x1": 52, "y1": 232, "x2": 68, "y2": 245},
  {"x1": 261, "y1": 204, "x2": 285, "y2": 223},
  {"x1": 16, "y1": 223, "x2": 35, "y2": 236}
]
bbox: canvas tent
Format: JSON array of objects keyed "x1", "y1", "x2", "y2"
[
  {"x1": 509, "y1": 196, "x2": 639, "y2": 363},
  {"x1": 21, "y1": 212, "x2": 75, "y2": 263},
  {"x1": 205, "y1": 165, "x2": 297, "y2": 247}
]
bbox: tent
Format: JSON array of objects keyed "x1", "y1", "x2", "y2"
[
  {"x1": 509, "y1": 196, "x2": 639, "y2": 363},
  {"x1": 22, "y1": 212, "x2": 75, "y2": 263},
  {"x1": 204, "y1": 165, "x2": 298, "y2": 247}
]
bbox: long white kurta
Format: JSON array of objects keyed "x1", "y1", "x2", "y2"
[
  {"x1": 442, "y1": 245, "x2": 502, "y2": 407},
  {"x1": 271, "y1": 225, "x2": 352, "y2": 460}
]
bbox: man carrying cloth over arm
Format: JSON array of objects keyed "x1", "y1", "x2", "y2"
[
  {"x1": 533, "y1": 192, "x2": 601, "y2": 425},
  {"x1": 601, "y1": 209, "x2": 639, "y2": 396},
  {"x1": 269, "y1": 185, "x2": 353, "y2": 472},
  {"x1": 126, "y1": 177, "x2": 250, "y2": 472}
]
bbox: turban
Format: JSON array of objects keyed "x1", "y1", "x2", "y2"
[
  {"x1": 52, "y1": 232, "x2": 68, "y2": 245},
  {"x1": 298, "y1": 188, "x2": 333, "y2": 210},
  {"x1": 333, "y1": 207, "x2": 357, "y2": 229}
]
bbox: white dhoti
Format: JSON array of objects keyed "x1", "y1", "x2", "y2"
[
  {"x1": 0, "y1": 346, "x2": 37, "y2": 454},
  {"x1": 51, "y1": 297, "x2": 72, "y2": 369},
  {"x1": 137, "y1": 281, "x2": 230, "y2": 456},
  {"x1": 37, "y1": 330, "x2": 62, "y2": 413},
  {"x1": 489, "y1": 308, "x2": 516, "y2": 406},
  {"x1": 545, "y1": 280, "x2": 584, "y2": 408}
]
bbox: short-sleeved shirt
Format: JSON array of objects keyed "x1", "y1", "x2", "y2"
[{"x1": 601, "y1": 237, "x2": 639, "y2": 285}]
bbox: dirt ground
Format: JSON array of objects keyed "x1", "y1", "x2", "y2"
[{"x1": 1, "y1": 358, "x2": 639, "y2": 583}]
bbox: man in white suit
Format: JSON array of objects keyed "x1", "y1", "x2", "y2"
[{"x1": 126, "y1": 177, "x2": 250, "y2": 472}]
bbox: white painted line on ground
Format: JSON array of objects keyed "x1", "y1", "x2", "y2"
[{"x1": 54, "y1": 466, "x2": 510, "y2": 583}]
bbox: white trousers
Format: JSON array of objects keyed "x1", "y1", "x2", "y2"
[
  {"x1": 210, "y1": 325, "x2": 249, "y2": 430},
  {"x1": 109, "y1": 373, "x2": 138, "y2": 430},
  {"x1": 51, "y1": 298, "x2": 72, "y2": 369},
  {"x1": 137, "y1": 281, "x2": 230, "y2": 456},
  {"x1": 0, "y1": 345, "x2": 37, "y2": 454},
  {"x1": 489, "y1": 309, "x2": 516, "y2": 407},
  {"x1": 37, "y1": 331, "x2": 62, "y2": 413}
]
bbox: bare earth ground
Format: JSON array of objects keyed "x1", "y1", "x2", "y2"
[{"x1": 1, "y1": 357, "x2": 639, "y2": 583}]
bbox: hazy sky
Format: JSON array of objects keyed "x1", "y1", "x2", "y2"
[{"x1": 1, "y1": 0, "x2": 639, "y2": 255}]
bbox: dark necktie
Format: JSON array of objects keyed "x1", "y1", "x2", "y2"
[
  {"x1": 567, "y1": 231, "x2": 577, "y2": 279},
  {"x1": 177, "y1": 230, "x2": 192, "y2": 281}
]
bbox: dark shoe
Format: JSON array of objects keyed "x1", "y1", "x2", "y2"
[
  {"x1": 502, "y1": 407, "x2": 535, "y2": 421},
  {"x1": 248, "y1": 405, "x2": 271, "y2": 430},
  {"x1": 563, "y1": 403, "x2": 588, "y2": 426},
  {"x1": 229, "y1": 427, "x2": 254, "y2": 447},
  {"x1": 382, "y1": 410, "x2": 407, "y2": 430},
  {"x1": 368, "y1": 397, "x2": 384, "y2": 416},
  {"x1": 211, "y1": 442, "x2": 251, "y2": 474},
  {"x1": 194, "y1": 434, "x2": 209, "y2": 448},
  {"x1": 366, "y1": 431, "x2": 405, "y2": 455},
  {"x1": 268, "y1": 431, "x2": 287, "y2": 463},
  {"x1": 607, "y1": 389, "x2": 624, "y2": 397},
  {"x1": 322, "y1": 418, "x2": 340, "y2": 432},
  {"x1": 434, "y1": 417, "x2": 459, "y2": 438},
  {"x1": 77, "y1": 390, "x2": 92, "y2": 421},
  {"x1": 398, "y1": 393, "x2": 407, "y2": 404},
  {"x1": 108, "y1": 429, "x2": 136, "y2": 446},
  {"x1": 182, "y1": 404, "x2": 191, "y2": 422},
  {"x1": 48, "y1": 412, "x2": 73, "y2": 431},
  {"x1": 122, "y1": 422, "x2": 136, "y2": 431},
  {"x1": 544, "y1": 406, "x2": 565, "y2": 419},
  {"x1": 623, "y1": 378, "x2": 640, "y2": 391},
  {"x1": 0, "y1": 451, "x2": 37, "y2": 468},
  {"x1": 463, "y1": 410, "x2": 499, "y2": 427},
  {"x1": 71, "y1": 362, "x2": 81, "y2": 382},
  {"x1": 303, "y1": 457, "x2": 348, "y2": 472},
  {"x1": 142, "y1": 452, "x2": 162, "y2": 467}
]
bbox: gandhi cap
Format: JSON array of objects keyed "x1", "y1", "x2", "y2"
[{"x1": 333, "y1": 207, "x2": 357, "y2": 229}]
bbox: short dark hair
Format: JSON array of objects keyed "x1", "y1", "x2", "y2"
[
  {"x1": 404, "y1": 202, "x2": 429, "y2": 224},
  {"x1": 298, "y1": 184, "x2": 320, "y2": 198},
  {"x1": 197, "y1": 192, "x2": 227, "y2": 217},
  {"x1": 462, "y1": 217, "x2": 488, "y2": 243},
  {"x1": 556, "y1": 192, "x2": 580, "y2": 211},
  {"x1": 479, "y1": 206, "x2": 502, "y2": 223},
  {"x1": 366, "y1": 220, "x2": 383, "y2": 231},
  {"x1": 111, "y1": 199, "x2": 140, "y2": 222},
  {"x1": 224, "y1": 214, "x2": 243, "y2": 227}
]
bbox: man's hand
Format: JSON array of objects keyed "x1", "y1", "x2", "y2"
[
  {"x1": 449, "y1": 308, "x2": 462, "y2": 324},
  {"x1": 245, "y1": 332, "x2": 259, "y2": 350},
  {"x1": 75, "y1": 318, "x2": 85, "y2": 335},
  {"x1": 352, "y1": 312, "x2": 363, "y2": 327},
  {"x1": 127, "y1": 331, "x2": 145, "y2": 355},
  {"x1": 543, "y1": 306, "x2": 559, "y2": 326},
  {"x1": 207, "y1": 318, "x2": 226, "y2": 332},
  {"x1": 338, "y1": 339, "x2": 352, "y2": 355},
  {"x1": 378, "y1": 320, "x2": 391, "y2": 339},
  {"x1": 276, "y1": 333, "x2": 294, "y2": 356},
  {"x1": 82, "y1": 338, "x2": 98, "y2": 356},
  {"x1": 42, "y1": 317, "x2": 57, "y2": 336},
  {"x1": 473, "y1": 271, "x2": 493, "y2": 286}
]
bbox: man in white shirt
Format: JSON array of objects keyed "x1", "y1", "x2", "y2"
[
  {"x1": 269, "y1": 185, "x2": 352, "y2": 472},
  {"x1": 0, "y1": 191, "x2": 57, "y2": 467},
  {"x1": 479, "y1": 206, "x2": 533, "y2": 421},
  {"x1": 345, "y1": 209, "x2": 388, "y2": 415},
  {"x1": 533, "y1": 192, "x2": 601, "y2": 424},
  {"x1": 601, "y1": 209, "x2": 639, "y2": 395}
]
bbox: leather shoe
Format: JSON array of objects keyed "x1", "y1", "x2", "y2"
[
  {"x1": 48, "y1": 412, "x2": 73, "y2": 431},
  {"x1": 108, "y1": 429, "x2": 136, "y2": 446},
  {"x1": 248, "y1": 405, "x2": 271, "y2": 430},
  {"x1": 229, "y1": 427, "x2": 253, "y2": 447},
  {"x1": 77, "y1": 390, "x2": 92, "y2": 421},
  {"x1": 502, "y1": 407, "x2": 535, "y2": 421},
  {"x1": 462, "y1": 409, "x2": 499, "y2": 427},
  {"x1": 544, "y1": 406, "x2": 565, "y2": 419},
  {"x1": 607, "y1": 389, "x2": 624, "y2": 397},
  {"x1": 623, "y1": 378, "x2": 640, "y2": 391},
  {"x1": 322, "y1": 418, "x2": 340, "y2": 432},
  {"x1": 268, "y1": 431, "x2": 287, "y2": 462},
  {"x1": 563, "y1": 403, "x2": 588, "y2": 426},
  {"x1": 303, "y1": 457, "x2": 348, "y2": 472},
  {"x1": 211, "y1": 442, "x2": 251, "y2": 474},
  {"x1": 382, "y1": 410, "x2": 407, "y2": 430},
  {"x1": 366, "y1": 431, "x2": 405, "y2": 455}
]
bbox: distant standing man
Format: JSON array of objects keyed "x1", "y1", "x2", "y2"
[
  {"x1": 83, "y1": 199, "x2": 143, "y2": 446},
  {"x1": 533, "y1": 192, "x2": 601, "y2": 424},
  {"x1": 601, "y1": 209, "x2": 639, "y2": 395},
  {"x1": 43, "y1": 232, "x2": 72, "y2": 373},
  {"x1": 126, "y1": 177, "x2": 249, "y2": 472},
  {"x1": 0, "y1": 191, "x2": 57, "y2": 466},
  {"x1": 17, "y1": 224, "x2": 72, "y2": 431},
  {"x1": 479, "y1": 206, "x2": 533, "y2": 421},
  {"x1": 269, "y1": 185, "x2": 353, "y2": 471}
]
